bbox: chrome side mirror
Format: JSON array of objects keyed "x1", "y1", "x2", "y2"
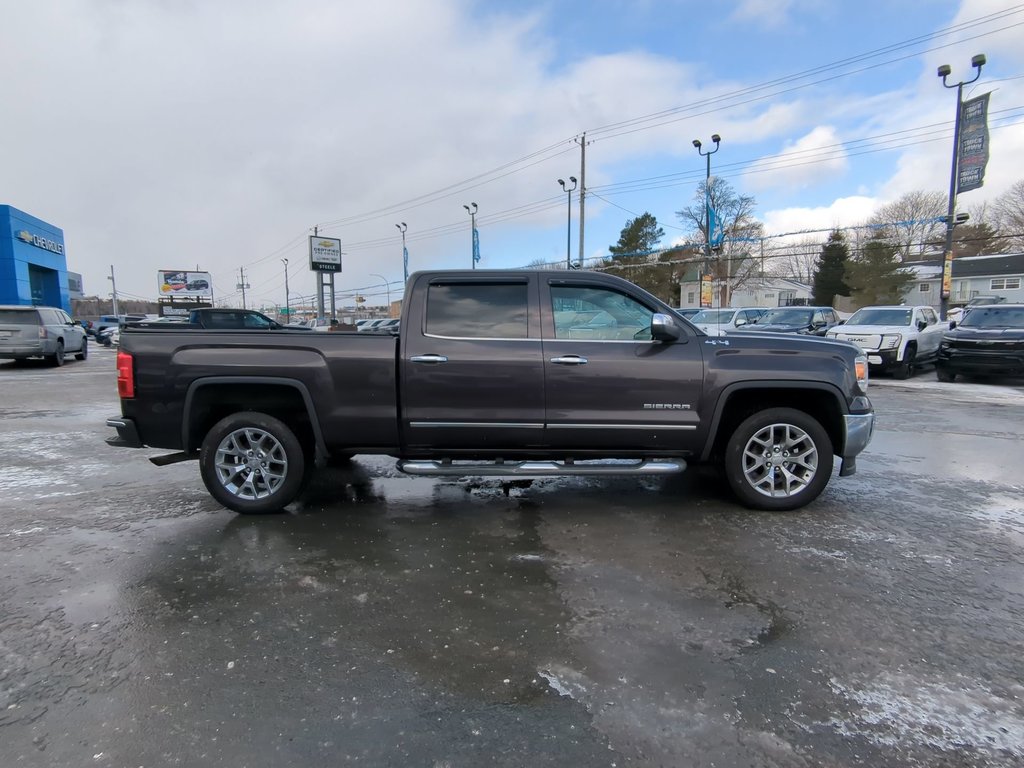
[{"x1": 651, "y1": 313, "x2": 681, "y2": 341}]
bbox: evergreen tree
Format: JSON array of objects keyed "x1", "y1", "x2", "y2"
[
  {"x1": 811, "y1": 230, "x2": 851, "y2": 306},
  {"x1": 844, "y1": 235, "x2": 915, "y2": 306},
  {"x1": 609, "y1": 213, "x2": 664, "y2": 259}
]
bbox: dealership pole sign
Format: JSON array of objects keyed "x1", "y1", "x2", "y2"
[{"x1": 310, "y1": 236, "x2": 342, "y2": 272}]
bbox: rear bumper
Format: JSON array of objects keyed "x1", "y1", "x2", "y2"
[
  {"x1": 0, "y1": 342, "x2": 48, "y2": 358},
  {"x1": 106, "y1": 416, "x2": 144, "y2": 448}
]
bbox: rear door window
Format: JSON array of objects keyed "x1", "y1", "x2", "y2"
[{"x1": 426, "y1": 282, "x2": 529, "y2": 339}]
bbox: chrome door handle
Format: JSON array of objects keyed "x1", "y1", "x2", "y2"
[
  {"x1": 550, "y1": 355, "x2": 588, "y2": 365},
  {"x1": 410, "y1": 354, "x2": 448, "y2": 364}
]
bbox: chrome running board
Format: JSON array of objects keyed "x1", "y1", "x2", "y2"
[{"x1": 396, "y1": 458, "x2": 686, "y2": 477}]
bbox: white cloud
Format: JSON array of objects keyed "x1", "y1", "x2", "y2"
[
  {"x1": 762, "y1": 195, "x2": 879, "y2": 238},
  {"x1": 745, "y1": 125, "x2": 848, "y2": 193}
]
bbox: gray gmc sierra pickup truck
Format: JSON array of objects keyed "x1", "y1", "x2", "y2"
[{"x1": 107, "y1": 270, "x2": 874, "y2": 514}]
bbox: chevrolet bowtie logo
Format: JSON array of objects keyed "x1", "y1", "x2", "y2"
[
  {"x1": 318, "y1": 240, "x2": 335, "y2": 248},
  {"x1": 16, "y1": 230, "x2": 33, "y2": 243}
]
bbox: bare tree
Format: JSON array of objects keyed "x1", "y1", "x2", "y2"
[
  {"x1": 763, "y1": 236, "x2": 822, "y2": 283},
  {"x1": 992, "y1": 179, "x2": 1024, "y2": 252},
  {"x1": 868, "y1": 190, "x2": 946, "y2": 261},
  {"x1": 677, "y1": 177, "x2": 763, "y2": 306}
]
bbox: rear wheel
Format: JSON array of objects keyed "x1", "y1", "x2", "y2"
[
  {"x1": 724, "y1": 407, "x2": 833, "y2": 511},
  {"x1": 199, "y1": 412, "x2": 306, "y2": 514},
  {"x1": 49, "y1": 341, "x2": 65, "y2": 367},
  {"x1": 75, "y1": 337, "x2": 88, "y2": 361}
]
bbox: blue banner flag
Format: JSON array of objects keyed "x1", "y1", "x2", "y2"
[
  {"x1": 403, "y1": 245, "x2": 409, "y2": 278},
  {"x1": 708, "y1": 206, "x2": 725, "y2": 248},
  {"x1": 472, "y1": 227, "x2": 481, "y2": 264}
]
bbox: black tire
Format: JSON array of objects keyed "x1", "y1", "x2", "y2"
[
  {"x1": 199, "y1": 411, "x2": 306, "y2": 514},
  {"x1": 724, "y1": 407, "x2": 834, "y2": 512},
  {"x1": 936, "y1": 367, "x2": 956, "y2": 383},
  {"x1": 892, "y1": 344, "x2": 916, "y2": 380},
  {"x1": 49, "y1": 341, "x2": 65, "y2": 367},
  {"x1": 75, "y1": 337, "x2": 88, "y2": 361}
]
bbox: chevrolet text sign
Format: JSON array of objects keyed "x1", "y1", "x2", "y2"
[{"x1": 310, "y1": 236, "x2": 342, "y2": 272}]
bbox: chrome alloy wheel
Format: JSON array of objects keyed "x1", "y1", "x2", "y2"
[
  {"x1": 740, "y1": 422, "x2": 818, "y2": 498},
  {"x1": 214, "y1": 427, "x2": 289, "y2": 500}
]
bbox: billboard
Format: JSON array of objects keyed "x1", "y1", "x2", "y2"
[
  {"x1": 158, "y1": 270, "x2": 212, "y2": 298},
  {"x1": 310, "y1": 236, "x2": 342, "y2": 272}
]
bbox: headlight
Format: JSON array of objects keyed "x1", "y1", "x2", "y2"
[
  {"x1": 880, "y1": 334, "x2": 901, "y2": 350},
  {"x1": 855, "y1": 354, "x2": 869, "y2": 393}
]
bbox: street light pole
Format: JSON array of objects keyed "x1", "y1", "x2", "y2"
[
  {"x1": 937, "y1": 54, "x2": 986, "y2": 320},
  {"x1": 463, "y1": 203, "x2": 478, "y2": 269},
  {"x1": 557, "y1": 177, "x2": 577, "y2": 268},
  {"x1": 281, "y1": 258, "x2": 289, "y2": 322},
  {"x1": 692, "y1": 135, "x2": 721, "y2": 265},
  {"x1": 395, "y1": 222, "x2": 408, "y2": 284},
  {"x1": 369, "y1": 273, "x2": 391, "y2": 312}
]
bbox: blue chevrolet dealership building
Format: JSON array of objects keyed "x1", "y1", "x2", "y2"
[{"x1": 0, "y1": 205, "x2": 72, "y2": 313}]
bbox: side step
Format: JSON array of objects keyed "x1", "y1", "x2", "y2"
[{"x1": 397, "y1": 458, "x2": 686, "y2": 477}]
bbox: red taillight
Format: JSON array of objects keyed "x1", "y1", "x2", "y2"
[{"x1": 116, "y1": 350, "x2": 135, "y2": 398}]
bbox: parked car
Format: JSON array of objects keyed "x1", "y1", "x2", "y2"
[
  {"x1": 687, "y1": 307, "x2": 767, "y2": 335},
  {"x1": 826, "y1": 305, "x2": 944, "y2": 379},
  {"x1": 671, "y1": 308, "x2": 702, "y2": 320},
  {"x1": 736, "y1": 306, "x2": 842, "y2": 336},
  {"x1": 936, "y1": 304, "x2": 1024, "y2": 382},
  {"x1": 357, "y1": 319, "x2": 391, "y2": 332},
  {"x1": 0, "y1": 305, "x2": 88, "y2": 366},
  {"x1": 364, "y1": 318, "x2": 401, "y2": 333}
]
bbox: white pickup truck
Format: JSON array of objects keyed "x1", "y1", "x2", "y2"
[{"x1": 826, "y1": 305, "x2": 945, "y2": 379}]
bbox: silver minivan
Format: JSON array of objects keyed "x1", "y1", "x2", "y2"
[{"x1": 0, "y1": 305, "x2": 88, "y2": 366}]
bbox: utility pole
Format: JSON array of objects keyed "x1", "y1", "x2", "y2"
[
  {"x1": 237, "y1": 266, "x2": 250, "y2": 309},
  {"x1": 108, "y1": 265, "x2": 120, "y2": 316},
  {"x1": 575, "y1": 133, "x2": 588, "y2": 268}
]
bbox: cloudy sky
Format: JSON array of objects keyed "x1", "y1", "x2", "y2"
[{"x1": 3, "y1": 0, "x2": 1023, "y2": 311}]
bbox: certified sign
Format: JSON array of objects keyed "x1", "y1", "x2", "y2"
[{"x1": 310, "y1": 236, "x2": 342, "y2": 272}]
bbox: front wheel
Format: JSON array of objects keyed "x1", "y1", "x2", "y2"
[
  {"x1": 199, "y1": 412, "x2": 306, "y2": 514},
  {"x1": 724, "y1": 407, "x2": 834, "y2": 512},
  {"x1": 892, "y1": 345, "x2": 916, "y2": 380}
]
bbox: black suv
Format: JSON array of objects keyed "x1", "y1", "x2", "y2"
[
  {"x1": 937, "y1": 304, "x2": 1024, "y2": 381},
  {"x1": 734, "y1": 306, "x2": 842, "y2": 336}
]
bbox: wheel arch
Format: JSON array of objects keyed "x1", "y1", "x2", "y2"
[
  {"x1": 183, "y1": 377, "x2": 328, "y2": 461},
  {"x1": 701, "y1": 382, "x2": 848, "y2": 463}
]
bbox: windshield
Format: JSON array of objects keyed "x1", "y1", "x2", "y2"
[
  {"x1": 846, "y1": 308, "x2": 912, "y2": 326},
  {"x1": 690, "y1": 309, "x2": 735, "y2": 324},
  {"x1": 959, "y1": 307, "x2": 1024, "y2": 329},
  {"x1": 757, "y1": 309, "x2": 812, "y2": 325}
]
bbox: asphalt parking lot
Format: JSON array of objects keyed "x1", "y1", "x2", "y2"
[{"x1": 1, "y1": 348, "x2": 1022, "y2": 768}]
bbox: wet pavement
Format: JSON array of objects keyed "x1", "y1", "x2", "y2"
[{"x1": 1, "y1": 350, "x2": 1023, "y2": 767}]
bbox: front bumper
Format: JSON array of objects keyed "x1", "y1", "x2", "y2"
[
  {"x1": 863, "y1": 348, "x2": 902, "y2": 370},
  {"x1": 106, "y1": 416, "x2": 144, "y2": 448},
  {"x1": 839, "y1": 408, "x2": 875, "y2": 477},
  {"x1": 937, "y1": 348, "x2": 1024, "y2": 376}
]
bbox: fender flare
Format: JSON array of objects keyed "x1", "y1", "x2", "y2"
[
  {"x1": 700, "y1": 380, "x2": 850, "y2": 462},
  {"x1": 182, "y1": 376, "x2": 328, "y2": 459}
]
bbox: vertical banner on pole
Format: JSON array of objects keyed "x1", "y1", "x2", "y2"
[
  {"x1": 957, "y1": 92, "x2": 991, "y2": 194},
  {"x1": 472, "y1": 228, "x2": 480, "y2": 265}
]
